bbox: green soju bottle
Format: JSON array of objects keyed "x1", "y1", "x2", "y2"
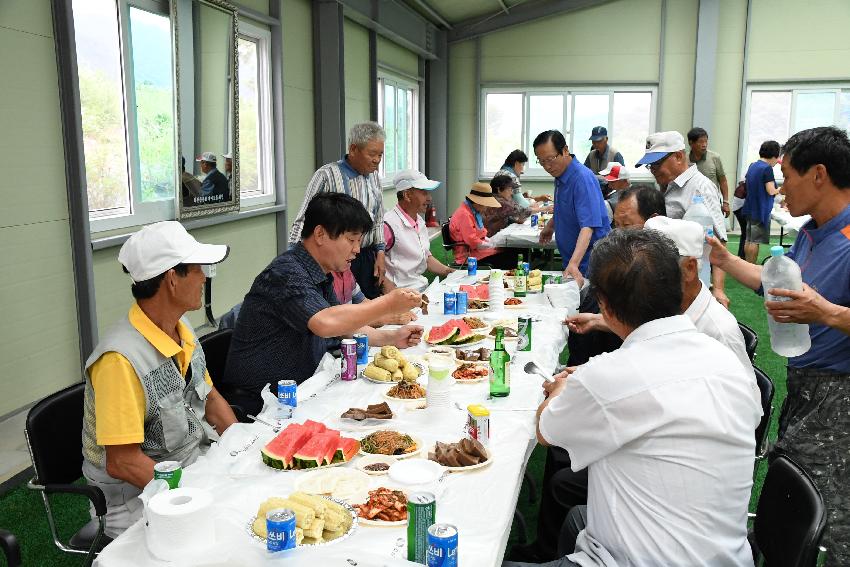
[
  {"x1": 514, "y1": 254, "x2": 527, "y2": 297},
  {"x1": 489, "y1": 326, "x2": 511, "y2": 397}
]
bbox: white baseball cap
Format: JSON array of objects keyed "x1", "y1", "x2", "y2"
[
  {"x1": 222, "y1": 152, "x2": 232, "y2": 159},
  {"x1": 599, "y1": 163, "x2": 630, "y2": 181},
  {"x1": 195, "y1": 151, "x2": 217, "y2": 163},
  {"x1": 644, "y1": 216, "x2": 704, "y2": 258},
  {"x1": 393, "y1": 169, "x2": 441, "y2": 191},
  {"x1": 635, "y1": 131, "x2": 686, "y2": 166},
  {"x1": 118, "y1": 221, "x2": 229, "y2": 282}
]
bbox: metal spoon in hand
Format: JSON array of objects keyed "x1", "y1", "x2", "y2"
[{"x1": 524, "y1": 361, "x2": 555, "y2": 383}]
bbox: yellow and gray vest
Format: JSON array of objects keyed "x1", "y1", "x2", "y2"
[{"x1": 82, "y1": 315, "x2": 218, "y2": 474}]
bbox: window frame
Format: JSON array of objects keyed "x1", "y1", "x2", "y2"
[
  {"x1": 739, "y1": 83, "x2": 850, "y2": 182},
  {"x1": 479, "y1": 85, "x2": 657, "y2": 180},
  {"x1": 376, "y1": 70, "x2": 420, "y2": 187},
  {"x1": 86, "y1": 0, "x2": 177, "y2": 233},
  {"x1": 236, "y1": 20, "x2": 276, "y2": 206}
]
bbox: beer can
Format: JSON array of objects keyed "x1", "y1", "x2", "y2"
[
  {"x1": 443, "y1": 292, "x2": 456, "y2": 315},
  {"x1": 153, "y1": 461, "x2": 182, "y2": 489},
  {"x1": 518, "y1": 316, "x2": 532, "y2": 352},
  {"x1": 467, "y1": 256, "x2": 478, "y2": 276},
  {"x1": 426, "y1": 523, "x2": 458, "y2": 567},
  {"x1": 277, "y1": 379, "x2": 297, "y2": 408},
  {"x1": 455, "y1": 291, "x2": 468, "y2": 315},
  {"x1": 407, "y1": 491, "x2": 437, "y2": 564},
  {"x1": 530, "y1": 214, "x2": 538, "y2": 227},
  {"x1": 341, "y1": 338, "x2": 357, "y2": 381},
  {"x1": 353, "y1": 333, "x2": 369, "y2": 365},
  {"x1": 466, "y1": 404, "x2": 490, "y2": 446},
  {"x1": 266, "y1": 508, "x2": 297, "y2": 552},
  {"x1": 522, "y1": 262, "x2": 530, "y2": 272}
]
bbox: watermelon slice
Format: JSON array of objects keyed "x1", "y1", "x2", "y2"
[
  {"x1": 260, "y1": 423, "x2": 311, "y2": 470},
  {"x1": 301, "y1": 419, "x2": 327, "y2": 436},
  {"x1": 333, "y1": 437, "x2": 361, "y2": 463},
  {"x1": 453, "y1": 333, "x2": 486, "y2": 345},
  {"x1": 450, "y1": 319, "x2": 474, "y2": 344},
  {"x1": 460, "y1": 284, "x2": 489, "y2": 300},
  {"x1": 293, "y1": 431, "x2": 341, "y2": 469},
  {"x1": 320, "y1": 430, "x2": 342, "y2": 465},
  {"x1": 426, "y1": 321, "x2": 460, "y2": 344}
]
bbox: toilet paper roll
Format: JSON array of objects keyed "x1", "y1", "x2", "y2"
[{"x1": 145, "y1": 487, "x2": 215, "y2": 562}]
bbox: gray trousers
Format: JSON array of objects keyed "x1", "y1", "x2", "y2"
[{"x1": 503, "y1": 506, "x2": 587, "y2": 567}]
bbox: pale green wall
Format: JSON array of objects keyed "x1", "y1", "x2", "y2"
[
  {"x1": 344, "y1": 18, "x2": 371, "y2": 136},
  {"x1": 748, "y1": 0, "x2": 850, "y2": 82},
  {"x1": 0, "y1": 0, "x2": 81, "y2": 415},
  {"x1": 236, "y1": 0, "x2": 270, "y2": 16},
  {"x1": 446, "y1": 40, "x2": 477, "y2": 215},
  {"x1": 657, "y1": 0, "x2": 698, "y2": 136},
  {"x1": 282, "y1": 0, "x2": 315, "y2": 216},
  {"x1": 377, "y1": 36, "x2": 418, "y2": 76}
]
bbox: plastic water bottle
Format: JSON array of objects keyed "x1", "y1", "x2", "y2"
[
  {"x1": 761, "y1": 246, "x2": 811, "y2": 357},
  {"x1": 682, "y1": 194, "x2": 714, "y2": 287}
]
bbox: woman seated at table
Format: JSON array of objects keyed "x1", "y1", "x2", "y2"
[
  {"x1": 448, "y1": 183, "x2": 518, "y2": 269},
  {"x1": 498, "y1": 149, "x2": 552, "y2": 211},
  {"x1": 482, "y1": 174, "x2": 534, "y2": 235}
]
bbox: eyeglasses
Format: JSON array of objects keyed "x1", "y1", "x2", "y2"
[
  {"x1": 536, "y1": 154, "x2": 562, "y2": 167},
  {"x1": 645, "y1": 153, "x2": 673, "y2": 170}
]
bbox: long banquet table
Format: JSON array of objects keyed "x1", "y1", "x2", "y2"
[
  {"x1": 489, "y1": 218, "x2": 558, "y2": 250},
  {"x1": 94, "y1": 271, "x2": 576, "y2": 567}
]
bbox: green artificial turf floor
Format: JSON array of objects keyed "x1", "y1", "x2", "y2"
[{"x1": 0, "y1": 234, "x2": 787, "y2": 566}]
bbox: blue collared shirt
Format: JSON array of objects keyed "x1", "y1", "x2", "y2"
[
  {"x1": 785, "y1": 204, "x2": 850, "y2": 372},
  {"x1": 553, "y1": 156, "x2": 611, "y2": 273}
]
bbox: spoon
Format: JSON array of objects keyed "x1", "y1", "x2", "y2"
[
  {"x1": 524, "y1": 361, "x2": 555, "y2": 383},
  {"x1": 247, "y1": 414, "x2": 282, "y2": 433}
]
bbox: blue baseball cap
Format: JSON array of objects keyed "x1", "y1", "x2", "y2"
[{"x1": 589, "y1": 126, "x2": 608, "y2": 141}]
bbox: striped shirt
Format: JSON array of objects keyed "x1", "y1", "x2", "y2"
[{"x1": 288, "y1": 158, "x2": 385, "y2": 249}]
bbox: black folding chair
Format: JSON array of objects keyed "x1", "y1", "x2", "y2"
[
  {"x1": 752, "y1": 455, "x2": 828, "y2": 567},
  {"x1": 0, "y1": 529, "x2": 21, "y2": 567},
  {"x1": 441, "y1": 220, "x2": 465, "y2": 267},
  {"x1": 198, "y1": 327, "x2": 249, "y2": 423},
  {"x1": 25, "y1": 383, "x2": 110, "y2": 567},
  {"x1": 753, "y1": 366, "x2": 774, "y2": 460},
  {"x1": 739, "y1": 322, "x2": 759, "y2": 363}
]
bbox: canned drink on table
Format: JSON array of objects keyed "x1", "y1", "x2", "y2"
[
  {"x1": 426, "y1": 523, "x2": 458, "y2": 567},
  {"x1": 530, "y1": 214, "x2": 538, "y2": 227},
  {"x1": 443, "y1": 292, "x2": 457, "y2": 315},
  {"x1": 466, "y1": 404, "x2": 490, "y2": 446},
  {"x1": 153, "y1": 461, "x2": 182, "y2": 489},
  {"x1": 340, "y1": 338, "x2": 357, "y2": 381},
  {"x1": 467, "y1": 256, "x2": 478, "y2": 276},
  {"x1": 518, "y1": 316, "x2": 532, "y2": 352},
  {"x1": 353, "y1": 333, "x2": 369, "y2": 365},
  {"x1": 455, "y1": 291, "x2": 468, "y2": 315},
  {"x1": 266, "y1": 508, "x2": 298, "y2": 552},
  {"x1": 522, "y1": 262, "x2": 530, "y2": 272},
  {"x1": 407, "y1": 491, "x2": 437, "y2": 563},
  {"x1": 277, "y1": 379, "x2": 297, "y2": 408}
]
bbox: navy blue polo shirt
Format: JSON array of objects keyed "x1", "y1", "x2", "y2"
[
  {"x1": 785, "y1": 204, "x2": 850, "y2": 373},
  {"x1": 553, "y1": 157, "x2": 611, "y2": 273},
  {"x1": 742, "y1": 160, "x2": 776, "y2": 226},
  {"x1": 222, "y1": 243, "x2": 341, "y2": 392}
]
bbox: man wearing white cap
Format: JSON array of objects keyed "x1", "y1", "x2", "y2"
[
  {"x1": 196, "y1": 151, "x2": 230, "y2": 204},
  {"x1": 382, "y1": 170, "x2": 455, "y2": 291},
  {"x1": 637, "y1": 131, "x2": 731, "y2": 308},
  {"x1": 222, "y1": 152, "x2": 233, "y2": 183},
  {"x1": 81, "y1": 222, "x2": 237, "y2": 537}
]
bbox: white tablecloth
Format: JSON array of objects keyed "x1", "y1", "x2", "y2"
[
  {"x1": 94, "y1": 271, "x2": 577, "y2": 567},
  {"x1": 770, "y1": 207, "x2": 810, "y2": 235},
  {"x1": 489, "y1": 220, "x2": 558, "y2": 250}
]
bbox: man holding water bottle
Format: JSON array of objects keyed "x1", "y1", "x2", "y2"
[
  {"x1": 708, "y1": 126, "x2": 850, "y2": 564},
  {"x1": 638, "y1": 131, "x2": 732, "y2": 308}
]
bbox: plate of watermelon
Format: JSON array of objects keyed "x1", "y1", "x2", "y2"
[
  {"x1": 425, "y1": 319, "x2": 489, "y2": 348},
  {"x1": 260, "y1": 420, "x2": 361, "y2": 471}
]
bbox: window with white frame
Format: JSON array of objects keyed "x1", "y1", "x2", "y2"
[
  {"x1": 73, "y1": 0, "x2": 177, "y2": 231},
  {"x1": 741, "y1": 85, "x2": 850, "y2": 179},
  {"x1": 237, "y1": 22, "x2": 275, "y2": 204},
  {"x1": 378, "y1": 73, "x2": 419, "y2": 181},
  {"x1": 481, "y1": 88, "x2": 655, "y2": 178}
]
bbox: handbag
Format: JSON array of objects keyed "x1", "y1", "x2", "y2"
[{"x1": 734, "y1": 180, "x2": 747, "y2": 199}]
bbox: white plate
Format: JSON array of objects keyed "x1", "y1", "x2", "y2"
[
  {"x1": 356, "y1": 454, "x2": 398, "y2": 476},
  {"x1": 359, "y1": 432, "x2": 422, "y2": 459},
  {"x1": 503, "y1": 302, "x2": 526, "y2": 309},
  {"x1": 428, "y1": 443, "x2": 493, "y2": 472},
  {"x1": 466, "y1": 306, "x2": 489, "y2": 312},
  {"x1": 352, "y1": 489, "x2": 410, "y2": 527},
  {"x1": 453, "y1": 373, "x2": 489, "y2": 384},
  {"x1": 388, "y1": 459, "x2": 444, "y2": 485},
  {"x1": 383, "y1": 389, "x2": 427, "y2": 403},
  {"x1": 362, "y1": 373, "x2": 402, "y2": 385},
  {"x1": 294, "y1": 468, "x2": 371, "y2": 500}
]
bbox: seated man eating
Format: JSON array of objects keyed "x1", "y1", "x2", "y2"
[
  {"x1": 82, "y1": 222, "x2": 237, "y2": 538},
  {"x1": 222, "y1": 193, "x2": 423, "y2": 415}
]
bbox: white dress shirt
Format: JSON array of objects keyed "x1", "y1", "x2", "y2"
[
  {"x1": 664, "y1": 165, "x2": 728, "y2": 240},
  {"x1": 539, "y1": 315, "x2": 760, "y2": 567},
  {"x1": 685, "y1": 282, "x2": 755, "y2": 381}
]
